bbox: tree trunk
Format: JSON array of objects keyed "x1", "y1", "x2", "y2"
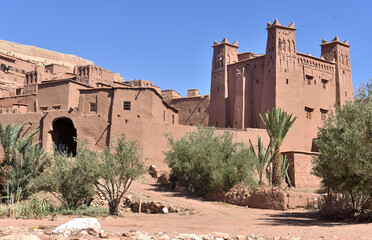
[
  {"x1": 271, "y1": 151, "x2": 282, "y2": 187},
  {"x1": 108, "y1": 199, "x2": 120, "y2": 215}
]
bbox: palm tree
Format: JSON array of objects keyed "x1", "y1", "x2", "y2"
[
  {"x1": 0, "y1": 123, "x2": 50, "y2": 200},
  {"x1": 260, "y1": 108, "x2": 297, "y2": 187},
  {"x1": 249, "y1": 137, "x2": 277, "y2": 187}
]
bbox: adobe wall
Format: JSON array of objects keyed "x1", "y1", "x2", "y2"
[
  {"x1": 277, "y1": 54, "x2": 337, "y2": 152},
  {"x1": 0, "y1": 112, "x2": 43, "y2": 141},
  {"x1": 283, "y1": 151, "x2": 321, "y2": 188},
  {"x1": 138, "y1": 123, "x2": 269, "y2": 171},
  {"x1": 45, "y1": 64, "x2": 72, "y2": 74},
  {"x1": 0, "y1": 94, "x2": 36, "y2": 112},
  {"x1": 38, "y1": 81, "x2": 70, "y2": 111},
  {"x1": 171, "y1": 96, "x2": 209, "y2": 126},
  {"x1": 227, "y1": 56, "x2": 266, "y2": 129}
]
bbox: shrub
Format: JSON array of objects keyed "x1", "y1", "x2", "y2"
[
  {"x1": 164, "y1": 126, "x2": 256, "y2": 196},
  {"x1": 34, "y1": 141, "x2": 99, "y2": 210},
  {"x1": 313, "y1": 81, "x2": 372, "y2": 212}
]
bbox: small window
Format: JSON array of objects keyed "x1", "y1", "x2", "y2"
[
  {"x1": 53, "y1": 105, "x2": 61, "y2": 111},
  {"x1": 345, "y1": 91, "x2": 347, "y2": 97},
  {"x1": 40, "y1": 107, "x2": 48, "y2": 113},
  {"x1": 172, "y1": 114, "x2": 175, "y2": 124},
  {"x1": 306, "y1": 75, "x2": 313, "y2": 85},
  {"x1": 216, "y1": 121, "x2": 218, "y2": 127},
  {"x1": 286, "y1": 79, "x2": 288, "y2": 85},
  {"x1": 305, "y1": 107, "x2": 314, "y2": 120},
  {"x1": 15, "y1": 89, "x2": 22, "y2": 95},
  {"x1": 163, "y1": 111, "x2": 166, "y2": 121},
  {"x1": 90, "y1": 103, "x2": 97, "y2": 113},
  {"x1": 217, "y1": 86, "x2": 219, "y2": 92},
  {"x1": 320, "y1": 109, "x2": 328, "y2": 121},
  {"x1": 198, "y1": 107, "x2": 201, "y2": 113},
  {"x1": 256, "y1": 79, "x2": 259, "y2": 84},
  {"x1": 123, "y1": 101, "x2": 131, "y2": 110},
  {"x1": 188, "y1": 109, "x2": 191, "y2": 113}
]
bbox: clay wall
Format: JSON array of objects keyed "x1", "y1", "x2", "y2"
[
  {"x1": 0, "y1": 94, "x2": 36, "y2": 113},
  {"x1": 102, "y1": 69, "x2": 114, "y2": 83},
  {"x1": 161, "y1": 89, "x2": 182, "y2": 103},
  {"x1": 0, "y1": 53, "x2": 16, "y2": 69},
  {"x1": 134, "y1": 122, "x2": 269, "y2": 172},
  {"x1": 45, "y1": 64, "x2": 72, "y2": 74},
  {"x1": 38, "y1": 81, "x2": 70, "y2": 111},
  {"x1": 14, "y1": 58, "x2": 36, "y2": 73},
  {"x1": 283, "y1": 151, "x2": 321, "y2": 188},
  {"x1": 227, "y1": 56, "x2": 266, "y2": 129},
  {"x1": 0, "y1": 112, "x2": 43, "y2": 143},
  {"x1": 171, "y1": 96, "x2": 209, "y2": 126},
  {"x1": 68, "y1": 81, "x2": 89, "y2": 109},
  {"x1": 277, "y1": 54, "x2": 337, "y2": 152}
]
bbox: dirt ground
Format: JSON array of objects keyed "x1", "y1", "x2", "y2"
[{"x1": 0, "y1": 178, "x2": 371, "y2": 240}]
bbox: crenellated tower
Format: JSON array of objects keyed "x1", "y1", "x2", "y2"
[
  {"x1": 260, "y1": 19, "x2": 297, "y2": 127},
  {"x1": 320, "y1": 36, "x2": 353, "y2": 105},
  {"x1": 209, "y1": 38, "x2": 239, "y2": 127}
]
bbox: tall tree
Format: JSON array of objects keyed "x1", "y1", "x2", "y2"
[{"x1": 260, "y1": 108, "x2": 296, "y2": 187}]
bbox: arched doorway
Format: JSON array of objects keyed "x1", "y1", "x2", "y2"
[{"x1": 51, "y1": 118, "x2": 77, "y2": 156}]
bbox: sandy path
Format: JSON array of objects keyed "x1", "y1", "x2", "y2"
[{"x1": 0, "y1": 179, "x2": 371, "y2": 239}]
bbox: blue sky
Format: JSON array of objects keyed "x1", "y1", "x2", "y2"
[{"x1": 1, "y1": 0, "x2": 370, "y2": 96}]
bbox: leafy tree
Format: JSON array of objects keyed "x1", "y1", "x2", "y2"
[
  {"x1": 313, "y1": 81, "x2": 372, "y2": 212},
  {"x1": 164, "y1": 126, "x2": 256, "y2": 196},
  {"x1": 94, "y1": 135, "x2": 145, "y2": 215},
  {"x1": 249, "y1": 137, "x2": 277, "y2": 187},
  {"x1": 260, "y1": 108, "x2": 296, "y2": 187}
]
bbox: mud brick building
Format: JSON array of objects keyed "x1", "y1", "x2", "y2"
[{"x1": 0, "y1": 20, "x2": 353, "y2": 188}]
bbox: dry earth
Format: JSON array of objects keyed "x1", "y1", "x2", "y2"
[{"x1": 0, "y1": 178, "x2": 371, "y2": 240}]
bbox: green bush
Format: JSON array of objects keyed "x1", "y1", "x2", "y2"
[
  {"x1": 313, "y1": 81, "x2": 372, "y2": 212},
  {"x1": 34, "y1": 141, "x2": 99, "y2": 210},
  {"x1": 94, "y1": 135, "x2": 145, "y2": 215},
  {"x1": 164, "y1": 127, "x2": 256, "y2": 196}
]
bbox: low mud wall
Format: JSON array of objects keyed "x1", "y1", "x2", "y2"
[{"x1": 205, "y1": 189, "x2": 322, "y2": 211}]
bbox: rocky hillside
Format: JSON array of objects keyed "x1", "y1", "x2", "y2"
[{"x1": 0, "y1": 40, "x2": 94, "y2": 69}]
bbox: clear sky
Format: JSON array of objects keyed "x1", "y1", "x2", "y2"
[{"x1": 1, "y1": 0, "x2": 370, "y2": 96}]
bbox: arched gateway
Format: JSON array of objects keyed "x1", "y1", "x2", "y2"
[{"x1": 51, "y1": 118, "x2": 77, "y2": 156}]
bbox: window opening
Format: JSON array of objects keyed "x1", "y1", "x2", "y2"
[
  {"x1": 123, "y1": 101, "x2": 131, "y2": 110},
  {"x1": 90, "y1": 103, "x2": 97, "y2": 113}
]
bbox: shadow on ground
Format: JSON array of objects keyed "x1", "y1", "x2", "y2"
[
  {"x1": 259, "y1": 211, "x2": 357, "y2": 227},
  {"x1": 146, "y1": 183, "x2": 206, "y2": 201}
]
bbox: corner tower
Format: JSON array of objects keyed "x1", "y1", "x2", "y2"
[
  {"x1": 321, "y1": 37, "x2": 353, "y2": 105},
  {"x1": 209, "y1": 38, "x2": 239, "y2": 127}
]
